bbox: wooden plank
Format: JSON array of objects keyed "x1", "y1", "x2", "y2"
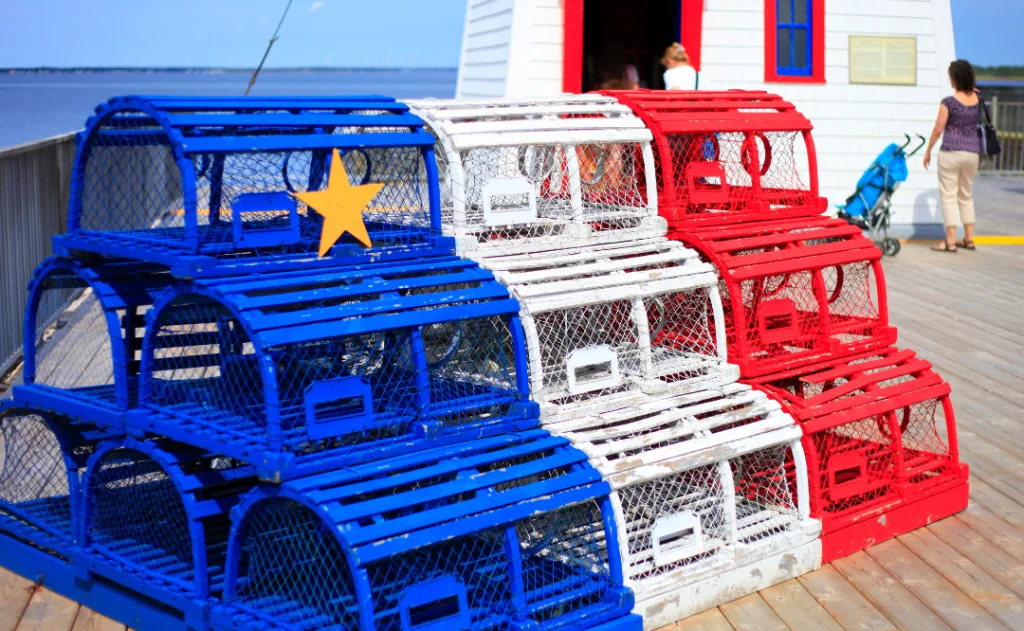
[
  {"x1": 71, "y1": 609, "x2": 126, "y2": 631},
  {"x1": 676, "y1": 609, "x2": 734, "y2": 631},
  {"x1": 718, "y1": 593, "x2": 789, "y2": 631},
  {"x1": 759, "y1": 579, "x2": 844, "y2": 631},
  {"x1": 899, "y1": 528, "x2": 1024, "y2": 628},
  {"x1": 865, "y1": 539, "x2": 1007, "y2": 631},
  {"x1": 969, "y1": 478, "x2": 1024, "y2": 530},
  {"x1": 16, "y1": 588, "x2": 79, "y2": 631},
  {"x1": 832, "y1": 552, "x2": 954, "y2": 631},
  {"x1": 957, "y1": 504, "x2": 1024, "y2": 564},
  {"x1": 0, "y1": 569, "x2": 35, "y2": 631},
  {"x1": 797, "y1": 565, "x2": 897, "y2": 631},
  {"x1": 928, "y1": 517, "x2": 1024, "y2": 599}
]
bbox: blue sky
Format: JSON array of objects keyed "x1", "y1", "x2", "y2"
[{"x1": 0, "y1": 0, "x2": 1019, "y2": 68}]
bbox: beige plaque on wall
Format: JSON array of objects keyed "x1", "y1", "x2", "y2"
[{"x1": 849, "y1": 36, "x2": 917, "y2": 85}]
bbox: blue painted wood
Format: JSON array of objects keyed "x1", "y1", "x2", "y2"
[
  {"x1": 79, "y1": 437, "x2": 256, "y2": 607},
  {"x1": 0, "y1": 530, "x2": 203, "y2": 631},
  {"x1": 122, "y1": 255, "x2": 536, "y2": 482},
  {"x1": 21, "y1": 257, "x2": 174, "y2": 423},
  {"x1": 0, "y1": 403, "x2": 114, "y2": 550},
  {"x1": 59, "y1": 95, "x2": 444, "y2": 276},
  {"x1": 180, "y1": 132, "x2": 435, "y2": 154},
  {"x1": 165, "y1": 113, "x2": 424, "y2": 128},
  {"x1": 215, "y1": 432, "x2": 635, "y2": 631}
]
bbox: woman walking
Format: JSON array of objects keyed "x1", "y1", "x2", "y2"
[{"x1": 923, "y1": 59, "x2": 981, "y2": 252}]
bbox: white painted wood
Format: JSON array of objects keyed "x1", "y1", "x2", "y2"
[
  {"x1": 408, "y1": 96, "x2": 660, "y2": 253},
  {"x1": 469, "y1": 238, "x2": 732, "y2": 414},
  {"x1": 633, "y1": 540, "x2": 823, "y2": 630}
]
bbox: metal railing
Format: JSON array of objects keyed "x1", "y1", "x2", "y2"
[
  {"x1": 982, "y1": 97, "x2": 1024, "y2": 173},
  {"x1": 0, "y1": 132, "x2": 78, "y2": 377}
]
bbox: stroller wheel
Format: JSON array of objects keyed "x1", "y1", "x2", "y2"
[{"x1": 881, "y1": 238, "x2": 901, "y2": 256}]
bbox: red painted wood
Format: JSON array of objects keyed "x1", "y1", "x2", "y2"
[
  {"x1": 820, "y1": 476, "x2": 970, "y2": 563},
  {"x1": 746, "y1": 347, "x2": 969, "y2": 562},
  {"x1": 764, "y1": 0, "x2": 826, "y2": 84},
  {"x1": 668, "y1": 217, "x2": 893, "y2": 377},
  {"x1": 603, "y1": 90, "x2": 825, "y2": 229},
  {"x1": 563, "y1": 0, "x2": 584, "y2": 93},
  {"x1": 681, "y1": 0, "x2": 704, "y2": 72}
]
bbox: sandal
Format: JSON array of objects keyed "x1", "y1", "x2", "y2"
[
  {"x1": 955, "y1": 239, "x2": 976, "y2": 250},
  {"x1": 932, "y1": 241, "x2": 958, "y2": 253}
]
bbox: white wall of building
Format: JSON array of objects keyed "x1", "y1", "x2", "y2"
[
  {"x1": 700, "y1": 0, "x2": 955, "y2": 231},
  {"x1": 457, "y1": 0, "x2": 565, "y2": 98},
  {"x1": 456, "y1": 0, "x2": 957, "y2": 231}
]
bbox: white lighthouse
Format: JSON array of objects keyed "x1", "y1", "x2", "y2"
[{"x1": 455, "y1": 0, "x2": 957, "y2": 236}]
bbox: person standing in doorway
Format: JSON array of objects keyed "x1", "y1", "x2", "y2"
[
  {"x1": 923, "y1": 60, "x2": 981, "y2": 252},
  {"x1": 661, "y1": 43, "x2": 698, "y2": 90}
]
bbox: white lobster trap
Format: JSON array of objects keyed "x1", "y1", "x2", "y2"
[
  {"x1": 476, "y1": 237, "x2": 739, "y2": 422},
  {"x1": 407, "y1": 95, "x2": 666, "y2": 255},
  {"x1": 549, "y1": 382, "x2": 822, "y2": 629}
]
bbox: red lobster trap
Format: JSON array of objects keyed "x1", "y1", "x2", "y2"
[
  {"x1": 751, "y1": 347, "x2": 969, "y2": 563},
  {"x1": 603, "y1": 90, "x2": 827, "y2": 230},
  {"x1": 672, "y1": 216, "x2": 896, "y2": 378}
]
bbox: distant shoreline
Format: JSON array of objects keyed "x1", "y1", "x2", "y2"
[{"x1": 1, "y1": 67, "x2": 456, "y2": 74}]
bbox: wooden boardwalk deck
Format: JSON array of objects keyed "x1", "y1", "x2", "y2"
[{"x1": 2, "y1": 177, "x2": 1023, "y2": 631}]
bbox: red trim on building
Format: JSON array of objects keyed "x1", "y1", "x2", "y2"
[
  {"x1": 681, "y1": 0, "x2": 704, "y2": 72},
  {"x1": 563, "y1": 0, "x2": 585, "y2": 93},
  {"x1": 764, "y1": 0, "x2": 826, "y2": 84}
]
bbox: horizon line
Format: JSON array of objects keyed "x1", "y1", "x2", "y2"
[{"x1": 1, "y1": 66, "x2": 458, "y2": 72}]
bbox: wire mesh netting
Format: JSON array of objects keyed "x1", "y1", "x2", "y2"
[
  {"x1": 531, "y1": 299, "x2": 645, "y2": 400},
  {"x1": 0, "y1": 411, "x2": 78, "y2": 541},
  {"x1": 422, "y1": 316, "x2": 522, "y2": 423},
  {"x1": 663, "y1": 131, "x2": 813, "y2": 216},
  {"x1": 617, "y1": 463, "x2": 728, "y2": 580},
  {"x1": 645, "y1": 287, "x2": 720, "y2": 382},
  {"x1": 76, "y1": 105, "x2": 434, "y2": 259},
  {"x1": 820, "y1": 261, "x2": 883, "y2": 345},
  {"x1": 231, "y1": 498, "x2": 360, "y2": 630},
  {"x1": 85, "y1": 444, "x2": 254, "y2": 597},
  {"x1": 30, "y1": 269, "x2": 119, "y2": 405},
  {"x1": 144, "y1": 290, "x2": 523, "y2": 468},
  {"x1": 735, "y1": 270, "x2": 824, "y2": 363},
  {"x1": 366, "y1": 528, "x2": 514, "y2": 631},
  {"x1": 516, "y1": 500, "x2": 618, "y2": 629},
  {"x1": 87, "y1": 448, "x2": 196, "y2": 588},
  {"x1": 529, "y1": 288, "x2": 723, "y2": 406},
  {"x1": 730, "y1": 443, "x2": 804, "y2": 551},
  {"x1": 614, "y1": 441, "x2": 804, "y2": 585}
]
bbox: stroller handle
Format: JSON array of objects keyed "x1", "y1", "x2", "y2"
[
  {"x1": 898, "y1": 134, "x2": 913, "y2": 153},
  {"x1": 905, "y1": 134, "x2": 927, "y2": 158}
]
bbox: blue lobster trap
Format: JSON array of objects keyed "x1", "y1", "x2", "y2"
[
  {"x1": 212, "y1": 429, "x2": 639, "y2": 631},
  {"x1": 0, "y1": 402, "x2": 114, "y2": 552},
  {"x1": 78, "y1": 437, "x2": 257, "y2": 626},
  {"x1": 15, "y1": 257, "x2": 173, "y2": 427},
  {"x1": 54, "y1": 95, "x2": 451, "y2": 278},
  {"x1": 128, "y1": 255, "x2": 537, "y2": 481}
]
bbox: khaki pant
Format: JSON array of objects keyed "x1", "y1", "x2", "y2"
[{"x1": 937, "y1": 150, "x2": 979, "y2": 227}]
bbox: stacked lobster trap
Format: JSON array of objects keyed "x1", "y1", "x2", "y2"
[
  {"x1": 0, "y1": 95, "x2": 642, "y2": 631},
  {"x1": 407, "y1": 96, "x2": 823, "y2": 625},
  {"x1": 603, "y1": 89, "x2": 968, "y2": 561}
]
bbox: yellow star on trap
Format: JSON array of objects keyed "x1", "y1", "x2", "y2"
[{"x1": 293, "y1": 149, "x2": 384, "y2": 256}]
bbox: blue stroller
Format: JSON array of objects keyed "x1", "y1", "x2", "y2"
[{"x1": 837, "y1": 134, "x2": 926, "y2": 256}]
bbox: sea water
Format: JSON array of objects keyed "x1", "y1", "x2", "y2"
[{"x1": 0, "y1": 70, "x2": 457, "y2": 148}]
